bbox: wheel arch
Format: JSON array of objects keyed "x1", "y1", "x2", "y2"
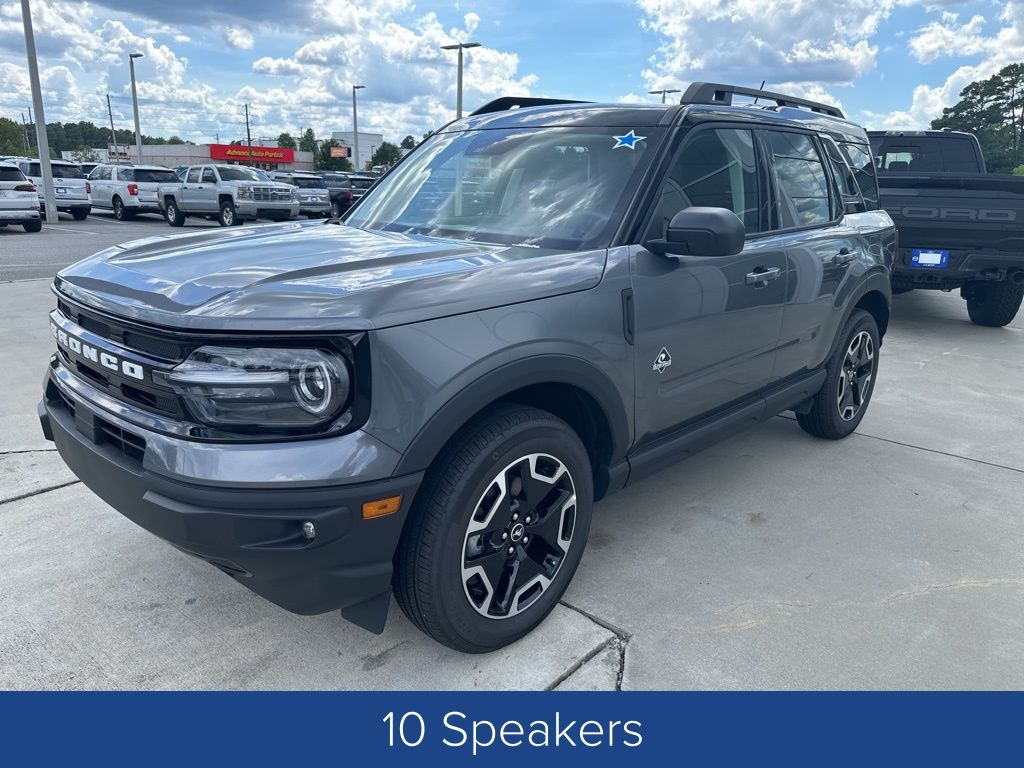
[{"x1": 393, "y1": 355, "x2": 630, "y2": 500}]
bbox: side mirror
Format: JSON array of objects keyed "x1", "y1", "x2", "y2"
[{"x1": 645, "y1": 207, "x2": 745, "y2": 258}]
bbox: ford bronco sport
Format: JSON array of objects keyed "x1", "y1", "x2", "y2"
[{"x1": 39, "y1": 84, "x2": 894, "y2": 652}]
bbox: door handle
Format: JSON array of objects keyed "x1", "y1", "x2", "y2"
[
  {"x1": 746, "y1": 266, "x2": 781, "y2": 285},
  {"x1": 833, "y1": 248, "x2": 856, "y2": 266}
]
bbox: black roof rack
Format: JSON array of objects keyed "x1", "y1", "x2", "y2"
[
  {"x1": 470, "y1": 97, "x2": 591, "y2": 116},
  {"x1": 681, "y1": 82, "x2": 844, "y2": 119}
]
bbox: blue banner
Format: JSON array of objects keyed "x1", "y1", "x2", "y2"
[{"x1": 0, "y1": 692, "x2": 1020, "y2": 765}]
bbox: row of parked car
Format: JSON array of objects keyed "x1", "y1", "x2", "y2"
[{"x1": 0, "y1": 154, "x2": 380, "y2": 233}]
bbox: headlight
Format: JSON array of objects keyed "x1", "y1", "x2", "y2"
[
  {"x1": 236, "y1": 185, "x2": 253, "y2": 199},
  {"x1": 157, "y1": 346, "x2": 351, "y2": 431}
]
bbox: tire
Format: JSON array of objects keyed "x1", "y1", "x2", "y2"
[
  {"x1": 71, "y1": 207, "x2": 89, "y2": 221},
  {"x1": 23, "y1": 219, "x2": 42, "y2": 233},
  {"x1": 394, "y1": 405, "x2": 593, "y2": 653},
  {"x1": 164, "y1": 199, "x2": 185, "y2": 227},
  {"x1": 965, "y1": 281, "x2": 1024, "y2": 327},
  {"x1": 330, "y1": 200, "x2": 343, "y2": 219},
  {"x1": 216, "y1": 199, "x2": 239, "y2": 227},
  {"x1": 112, "y1": 196, "x2": 133, "y2": 221},
  {"x1": 796, "y1": 309, "x2": 880, "y2": 440}
]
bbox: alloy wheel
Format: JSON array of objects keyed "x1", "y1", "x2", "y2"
[
  {"x1": 461, "y1": 453, "x2": 577, "y2": 619},
  {"x1": 837, "y1": 330, "x2": 874, "y2": 421}
]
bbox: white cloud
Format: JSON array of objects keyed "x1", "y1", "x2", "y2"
[
  {"x1": 223, "y1": 26, "x2": 253, "y2": 50},
  {"x1": 909, "y1": 14, "x2": 987, "y2": 63}
]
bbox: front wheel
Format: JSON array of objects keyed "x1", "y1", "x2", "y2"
[
  {"x1": 394, "y1": 405, "x2": 593, "y2": 652},
  {"x1": 797, "y1": 309, "x2": 880, "y2": 440},
  {"x1": 218, "y1": 200, "x2": 242, "y2": 227},
  {"x1": 964, "y1": 280, "x2": 1023, "y2": 327}
]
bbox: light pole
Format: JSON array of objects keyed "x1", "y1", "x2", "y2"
[
  {"x1": 129, "y1": 52, "x2": 144, "y2": 162},
  {"x1": 20, "y1": 0, "x2": 57, "y2": 221},
  {"x1": 352, "y1": 84, "x2": 365, "y2": 172},
  {"x1": 441, "y1": 41, "x2": 480, "y2": 118},
  {"x1": 649, "y1": 88, "x2": 681, "y2": 104}
]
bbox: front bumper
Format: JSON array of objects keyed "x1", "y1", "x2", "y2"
[
  {"x1": 0, "y1": 208, "x2": 40, "y2": 223},
  {"x1": 235, "y1": 200, "x2": 299, "y2": 220},
  {"x1": 40, "y1": 367, "x2": 422, "y2": 630}
]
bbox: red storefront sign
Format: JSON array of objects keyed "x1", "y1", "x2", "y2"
[{"x1": 208, "y1": 144, "x2": 295, "y2": 163}]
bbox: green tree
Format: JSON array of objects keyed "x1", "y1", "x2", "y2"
[
  {"x1": 315, "y1": 138, "x2": 354, "y2": 172},
  {"x1": 0, "y1": 116, "x2": 27, "y2": 155},
  {"x1": 400, "y1": 134, "x2": 416, "y2": 149},
  {"x1": 299, "y1": 128, "x2": 317, "y2": 153},
  {"x1": 932, "y1": 63, "x2": 1024, "y2": 172},
  {"x1": 277, "y1": 132, "x2": 297, "y2": 150},
  {"x1": 369, "y1": 141, "x2": 402, "y2": 169}
]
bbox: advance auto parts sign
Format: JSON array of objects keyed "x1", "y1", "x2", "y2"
[{"x1": 209, "y1": 144, "x2": 295, "y2": 163}]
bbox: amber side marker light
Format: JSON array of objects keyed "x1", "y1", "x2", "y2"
[{"x1": 362, "y1": 495, "x2": 403, "y2": 520}]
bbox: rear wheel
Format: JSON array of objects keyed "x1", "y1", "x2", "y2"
[
  {"x1": 71, "y1": 207, "x2": 89, "y2": 221},
  {"x1": 797, "y1": 309, "x2": 879, "y2": 440},
  {"x1": 23, "y1": 219, "x2": 42, "y2": 233},
  {"x1": 330, "y1": 200, "x2": 343, "y2": 218},
  {"x1": 112, "y1": 196, "x2": 133, "y2": 221},
  {"x1": 164, "y1": 199, "x2": 185, "y2": 227},
  {"x1": 964, "y1": 280, "x2": 1023, "y2": 327},
  {"x1": 394, "y1": 405, "x2": 593, "y2": 652}
]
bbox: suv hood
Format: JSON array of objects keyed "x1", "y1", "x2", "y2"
[{"x1": 54, "y1": 221, "x2": 606, "y2": 331}]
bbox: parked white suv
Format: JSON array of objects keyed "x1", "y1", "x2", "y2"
[
  {"x1": 0, "y1": 161, "x2": 42, "y2": 232},
  {"x1": 13, "y1": 158, "x2": 91, "y2": 220},
  {"x1": 88, "y1": 164, "x2": 179, "y2": 220},
  {"x1": 269, "y1": 171, "x2": 331, "y2": 218}
]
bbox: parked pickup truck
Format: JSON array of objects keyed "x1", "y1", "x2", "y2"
[
  {"x1": 869, "y1": 129, "x2": 1024, "y2": 326},
  {"x1": 158, "y1": 164, "x2": 298, "y2": 227}
]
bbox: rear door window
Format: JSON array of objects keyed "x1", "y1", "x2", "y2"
[
  {"x1": 766, "y1": 131, "x2": 832, "y2": 228},
  {"x1": 839, "y1": 142, "x2": 879, "y2": 210}
]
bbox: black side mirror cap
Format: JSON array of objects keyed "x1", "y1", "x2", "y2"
[{"x1": 645, "y1": 206, "x2": 746, "y2": 258}]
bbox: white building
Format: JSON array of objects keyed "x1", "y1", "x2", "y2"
[{"x1": 331, "y1": 131, "x2": 384, "y2": 171}]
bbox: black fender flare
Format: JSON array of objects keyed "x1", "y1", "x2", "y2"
[
  {"x1": 393, "y1": 354, "x2": 631, "y2": 477},
  {"x1": 830, "y1": 269, "x2": 892, "y2": 358}
]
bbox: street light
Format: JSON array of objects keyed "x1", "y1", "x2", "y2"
[
  {"x1": 649, "y1": 88, "x2": 681, "y2": 104},
  {"x1": 441, "y1": 41, "x2": 480, "y2": 118},
  {"x1": 129, "y1": 52, "x2": 144, "y2": 162},
  {"x1": 352, "y1": 84, "x2": 365, "y2": 172}
]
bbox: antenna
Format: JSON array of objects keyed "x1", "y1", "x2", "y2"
[{"x1": 752, "y1": 80, "x2": 766, "y2": 106}]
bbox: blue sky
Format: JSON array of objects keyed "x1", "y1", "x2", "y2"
[{"x1": 1, "y1": 0, "x2": 1021, "y2": 144}]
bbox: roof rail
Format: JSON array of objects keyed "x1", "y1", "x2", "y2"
[
  {"x1": 470, "y1": 96, "x2": 591, "y2": 116},
  {"x1": 681, "y1": 82, "x2": 844, "y2": 119}
]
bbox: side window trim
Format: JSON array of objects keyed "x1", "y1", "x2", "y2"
[{"x1": 756, "y1": 127, "x2": 843, "y2": 236}]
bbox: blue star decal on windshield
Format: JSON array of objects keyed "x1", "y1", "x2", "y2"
[{"x1": 612, "y1": 130, "x2": 646, "y2": 150}]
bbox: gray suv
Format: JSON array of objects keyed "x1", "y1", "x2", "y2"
[{"x1": 39, "y1": 84, "x2": 894, "y2": 652}]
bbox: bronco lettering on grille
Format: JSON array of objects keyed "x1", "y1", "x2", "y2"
[{"x1": 50, "y1": 321, "x2": 145, "y2": 381}]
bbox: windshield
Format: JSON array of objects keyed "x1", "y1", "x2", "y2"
[
  {"x1": 130, "y1": 169, "x2": 178, "y2": 183},
  {"x1": 346, "y1": 127, "x2": 656, "y2": 249},
  {"x1": 28, "y1": 163, "x2": 85, "y2": 179},
  {"x1": 292, "y1": 177, "x2": 326, "y2": 189},
  {"x1": 216, "y1": 166, "x2": 262, "y2": 182}
]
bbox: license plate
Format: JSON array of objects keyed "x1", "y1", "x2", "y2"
[
  {"x1": 910, "y1": 249, "x2": 949, "y2": 268},
  {"x1": 55, "y1": 187, "x2": 67, "y2": 195}
]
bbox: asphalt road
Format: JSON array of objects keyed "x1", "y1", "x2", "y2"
[{"x1": 1, "y1": 220, "x2": 1022, "y2": 689}]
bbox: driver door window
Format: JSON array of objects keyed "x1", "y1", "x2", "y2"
[{"x1": 646, "y1": 128, "x2": 761, "y2": 240}]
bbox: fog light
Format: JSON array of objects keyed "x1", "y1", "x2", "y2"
[{"x1": 302, "y1": 521, "x2": 316, "y2": 540}]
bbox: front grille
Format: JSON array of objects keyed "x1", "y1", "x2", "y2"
[
  {"x1": 252, "y1": 186, "x2": 292, "y2": 202},
  {"x1": 57, "y1": 299, "x2": 193, "y2": 362}
]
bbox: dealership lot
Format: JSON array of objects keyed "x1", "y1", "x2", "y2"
[{"x1": 1, "y1": 221, "x2": 1022, "y2": 689}]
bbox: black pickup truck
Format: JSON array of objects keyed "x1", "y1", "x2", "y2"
[{"x1": 869, "y1": 129, "x2": 1024, "y2": 326}]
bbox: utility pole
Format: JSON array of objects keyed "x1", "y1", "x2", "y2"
[
  {"x1": 21, "y1": 111, "x2": 30, "y2": 151},
  {"x1": 129, "y1": 52, "x2": 144, "y2": 162},
  {"x1": 352, "y1": 85, "x2": 365, "y2": 171},
  {"x1": 244, "y1": 103, "x2": 253, "y2": 163},
  {"x1": 21, "y1": 0, "x2": 57, "y2": 221},
  {"x1": 106, "y1": 94, "x2": 120, "y2": 164}
]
